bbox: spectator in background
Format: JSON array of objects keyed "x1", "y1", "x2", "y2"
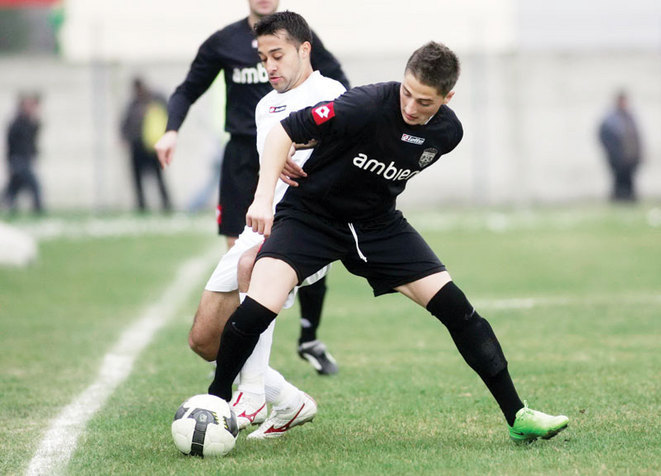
[
  {"x1": 598, "y1": 91, "x2": 642, "y2": 202},
  {"x1": 4, "y1": 93, "x2": 43, "y2": 215},
  {"x1": 121, "y1": 77, "x2": 172, "y2": 212}
]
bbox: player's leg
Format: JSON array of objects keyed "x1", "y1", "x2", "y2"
[
  {"x1": 296, "y1": 275, "x2": 339, "y2": 375},
  {"x1": 234, "y1": 245, "x2": 323, "y2": 433},
  {"x1": 396, "y1": 272, "x2": 568, "y2": 443},
  {"x1": 231, "y1": 318, "x2": 272, "y2": 430},
  {"x1": 208, "y1": 257, "x2": 298, "y2": 401},
  {"x1": 233, "y1": 316, "x2": 317, "y2": 437},
  {"x1": 191, "y1": 230, "x2": 261, "y2": 361},
  {"x1": 188, "y1": 289, "x2": 239, "y2": 361}
]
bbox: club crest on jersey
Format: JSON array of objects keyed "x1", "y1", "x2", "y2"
[
  {"x1": 312, "y1": 103, "x2": 335, "y2": 125},
  {"x1": 419, "y1": 148, "x2": 438, "y2": 168},
  {"x1": 269, "y1": 105, "x2": 287, "y2": 113},
  {"x1": 401, "y1": 133, "x2": 425, "y2": 145}
]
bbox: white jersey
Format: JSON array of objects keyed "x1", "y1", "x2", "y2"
[
  {"x1": 205, "y1": 71, "x2": 345, "y2": 294},
  {"x1": 255, "y1": 70, "x2": 346, "y2": 207}
]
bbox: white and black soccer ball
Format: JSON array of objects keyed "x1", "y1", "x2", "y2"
[{"x1": 171, "y1": 394, "x2": 239, "y2": 457}]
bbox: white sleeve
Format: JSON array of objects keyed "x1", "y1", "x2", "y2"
[{"x1": 255, "y1": 97, "x2": 268, "y2": 157}]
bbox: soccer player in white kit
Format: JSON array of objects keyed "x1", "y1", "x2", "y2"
[{"x1": 203, "y1": 11, "x2": 346, "y2": 439}]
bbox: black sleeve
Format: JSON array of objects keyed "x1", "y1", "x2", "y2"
[
  {"x1": 281, "y1": 85, "x2": 379, "y2": 144},
  {"x1": 165, "y1": 31, "x2": 226, "y2": 131},
  {"x1": 448, "y1": 116, "x2": 464, "y2": 154},
  {"x1": 309, "y1": 29, "x2": 350, "y2": 90}
]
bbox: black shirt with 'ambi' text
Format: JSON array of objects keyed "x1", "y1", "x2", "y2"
[{"x1": 279, "y1": 82, "x2": 463, "y2": 224}]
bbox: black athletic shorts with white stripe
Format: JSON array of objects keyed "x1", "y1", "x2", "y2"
[
  {"x1": 218, "y1": 135, "x2": 259, "y2": 236},
  {"x1": 257, "y1": 210, "x2": 445, "y2": 296}
]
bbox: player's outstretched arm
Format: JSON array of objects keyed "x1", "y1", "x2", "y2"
[
  {"x1": 154, "y1": 130, "x2": 178, "y2": 169},
  {"x1": 246, "y1": 123, "x2": 293, "y2": 237}
]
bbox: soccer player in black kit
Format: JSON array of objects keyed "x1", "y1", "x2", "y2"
[
  {"x1": 208, "y1": 39, "x2": 569, "y2": 444},
  {"x1": 155, "y1": 0, "x2": 347, "y2": 375}
]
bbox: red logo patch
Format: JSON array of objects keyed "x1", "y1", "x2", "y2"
[{"x1": 312, "y1": 102, "x2": 335, "y2": 125}]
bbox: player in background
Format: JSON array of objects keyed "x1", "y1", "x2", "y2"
[
  {"x1": 208, "y1": 37, "x2": 569, "y2": 445},
  {"x1": 155, "y1": 0, "x2": 347, "y2": 375}
]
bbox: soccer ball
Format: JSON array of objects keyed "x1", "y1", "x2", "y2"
[{"x1": 171, "y1": 394, "x2": 239, "y2": 457}]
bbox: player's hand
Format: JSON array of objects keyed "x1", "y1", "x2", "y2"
[
  {"x1": 246, "y1": 197, "x2": 274, "y2": 237},
  {"x1": 154, "y1": 130, "x2": 178, "y2": 169},
  {"x1": 280, "y1": 145, "x2": 307, "y2": 187}
]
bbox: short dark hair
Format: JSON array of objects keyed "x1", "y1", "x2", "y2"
[
  {"x1": 405, "y1": 42, "x2": 460, "y2": 96},
  {"x1": 254, "y1": 11, "x2": 313, "y2": 47}
]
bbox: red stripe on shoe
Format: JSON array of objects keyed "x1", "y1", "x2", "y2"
[{"x1": 263, "y1": 404, "x2": 306, "y2": 434}]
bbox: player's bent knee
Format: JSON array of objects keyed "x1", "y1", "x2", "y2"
[
  {"x1": 229, "y1": 296, "x2": 277, "y2": 336},
  {"x1": 188, "y1": 312, "x2": 220, "y2": 361},
  {"x1": 188, "y1": 328, "x2": 217, "y2": 362},
  {"x1": 426, "y1": 281, "x2": 474, "y2": 331}
]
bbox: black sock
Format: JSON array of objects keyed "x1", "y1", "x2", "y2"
[
  {"x1": 208, "y1": 297, "x2": 277, "y2": 401},
  {"x1": 427, "y1": 282, "x2": 524, "y2": 425},
  {"x1": 482, "y1": 369, "x2": 523, "y2": 426},
  {"x1": 297, "y1": 275, "x2": 327, "y2": 345}
]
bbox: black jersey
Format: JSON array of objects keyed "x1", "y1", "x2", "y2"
[
  {"x1": 279, "y1": 82, "x2": 463, "y2": 223},
  {"x1": 166, "y1": 17, "x2": 350, "y2": 137}
]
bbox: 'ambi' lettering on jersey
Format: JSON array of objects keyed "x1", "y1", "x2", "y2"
[
  {"x1": 352, "y1": 153, "x2": 420, "y2": 181},
  {"x1": 269, "y1": 105, "x2": 287, "y2": 113},
  {"x1": 232, "y1": 63, "x2": 269, "y2": 84}
]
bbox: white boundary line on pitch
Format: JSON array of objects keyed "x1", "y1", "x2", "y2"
[
  {"x1": 26, "y1": 246, "x2": 219, "y2": 476},
  {"x1": 476, "y1": 293, "x2": 661, "y2": 310}
]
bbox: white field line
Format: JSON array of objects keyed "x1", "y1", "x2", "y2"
[
  {"x1": 17, "y1": 215, "x2": 212, "y2": 242},
  {"x1": 476, "y1": 293, "x2": 661, "y2": 310},
  {"x1": 26, "y1": 246, "x2": 218, "y2": 476}
]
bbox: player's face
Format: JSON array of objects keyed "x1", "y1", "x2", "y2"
[
  {"x1": 248, "y1": 0, "x2": 278, "y2": 17},
  {"x1": 257, "y1": 32, "x2": 311, "y2": 93},
  {"x1": 400, "y1": 72, "x2": 453, "y2": 126}
]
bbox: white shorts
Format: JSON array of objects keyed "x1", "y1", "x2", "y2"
[
  {"x1": 205, "y1": 225, "x2": 330, "y2": 309},
  {"x1": 205, "y1": 226, "x2": 264, "y2": 293}
]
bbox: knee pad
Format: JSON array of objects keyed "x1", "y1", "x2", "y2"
[{"x1": 426, "y1": 281, "x2": 475, "y2": 331}]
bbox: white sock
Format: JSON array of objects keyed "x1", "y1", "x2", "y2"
[
  {"x1": 237, "y1": 319, "x2": 275, "y2": 396},
  {"x1": 265, "y1": 366, "x2": 302, "y2": 411}
]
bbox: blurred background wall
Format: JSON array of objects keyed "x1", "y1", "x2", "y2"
[{"x1": 0, "y1": 0, "x2": 660, "y2": 211}]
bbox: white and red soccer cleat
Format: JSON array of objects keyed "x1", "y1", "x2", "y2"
[
  {"x1": 230, "y1": 391, "x2": 267, "y2": 430},
  {"x1": 247, "y1": 392, "x2": 317, "y2": 440}
]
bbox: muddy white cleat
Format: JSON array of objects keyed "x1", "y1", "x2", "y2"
[
  {"x1": 247, "y1": 393, "x2": 317, "y2": 440},
  {"x1": 230, "y1": 391, "x2": 267, "y2": 430}
]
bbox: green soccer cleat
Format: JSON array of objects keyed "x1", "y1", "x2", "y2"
[{"x1": 508, "y1": 402, "x2": 569, "y2": 444}]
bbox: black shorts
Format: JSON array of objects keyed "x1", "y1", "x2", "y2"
[
  {"x1": 217, "y1": 135, "x2": 259, "y2": 236},
  {"x1": 257, "y1": 211, "x2": 445, "y2": 296}
]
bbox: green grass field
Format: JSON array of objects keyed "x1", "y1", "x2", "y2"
[{"x1": 1, "y1": 206, "x2": 660, "y2": 475}]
